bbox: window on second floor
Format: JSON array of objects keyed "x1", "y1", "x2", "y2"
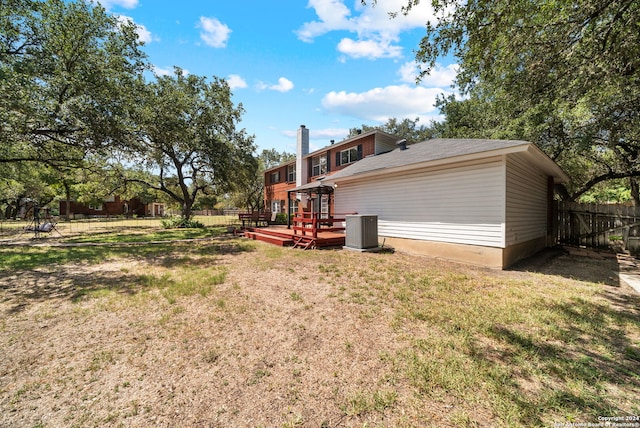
[
  {"x1": 287, "y1": 164, "x2": 296, "y2": 182},
  {"x1": 341, "y1": 147, "x2": 358, "y2": 165},
  {"x1": 312, "y1": 155, "x2": 327, "y2": 176},
  {"x1": 270, "y1": 171, "x2": 280, "y2": 184},
  {"x1": 336, "y1": 144, "x2": 362, "y2": 167}
]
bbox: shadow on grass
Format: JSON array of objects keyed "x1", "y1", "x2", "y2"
[
  {"x1": 478, "y1": 294, "x2": 640, "y2": 425},
  {"x1": 0, "y1": 236, "x2": 253, "y2": 271},
  {"x1": 63, "y1": 227, "x2": 225, "y2": 244},
  {"x1": 510, "y1": 247, "x2": 620, "y2": 286},
  {"x1": 0, "y1": 237, "x2": 254, "y2": 310},
  {"x1": 1, "y1": 271, "x2": 177, "y2": 314},
  {"x1": 401, "y1": 248, "x2": 640, "y2": 425}
]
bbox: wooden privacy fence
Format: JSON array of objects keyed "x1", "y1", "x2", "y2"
[{"x1": 556, "y1": 201, "x2": 640, "y2": 253}]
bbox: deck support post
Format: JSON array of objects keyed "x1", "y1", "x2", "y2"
[{"x1": 287, "y1": 191, "x2": 292, "y2": 229}]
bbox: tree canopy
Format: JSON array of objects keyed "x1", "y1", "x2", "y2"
[
  {"x1": 1, "y1": 1, "x2": 258, "y2": 219},
  {"x1": 1, "y1": 0, "x2": 147, "y2": 167},
  {"x1": 385, "y1": 0, "x2": 640, "y2": 202},
  {"x1": 127, "y1": 68, "x2": 256, "y2": 220},
  {"x1": 348, "y1": 117, "x2": 436, "y2": 144}
]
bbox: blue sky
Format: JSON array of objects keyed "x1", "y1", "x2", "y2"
[{"x1": 99, "y1": 0, "x2": 457, "y2": 154}]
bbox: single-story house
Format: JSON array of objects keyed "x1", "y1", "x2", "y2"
[
  {"x1": 328, "y1": 138, "x2": 569, "y2": 269},
  {"x1": 59, "y1": 196, "x2": 165, "y2": 218}
]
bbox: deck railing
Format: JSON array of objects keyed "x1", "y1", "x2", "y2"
[
  {"x1": 238, "y1": 211, "x2": 272, "y2": 227},
  {"x1": 292, "y1": 212, "x2": 355, "y2": 238}
]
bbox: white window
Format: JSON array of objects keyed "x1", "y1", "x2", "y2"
[
  {"x1": 287, "y1": 165, "x2": 296, "y2": 182},
  {"x1": 289, "y1": 200, "x2": 298, "y2": 216},
  {"x1": 320, "y1": 195, "x2": 329, "y2": 219},
  {"x1": 340, "y1": 147, "x2": 358, "y2": 165},
  {"x1": 270, "y1": 171, "x2": 280, "y2": 183},
  {"x1": 312, "y1": 155, "x2": 327, "y2": 176},
  {"x1": 271, "y1": 200, "x2": 281, "y2": 213}
]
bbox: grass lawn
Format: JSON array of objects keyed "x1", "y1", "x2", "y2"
[
  {"x1": 1, "y1": 228, "x2": 639, "y2": 427},
  {"x1": 0, "y1": 215, "x2": 237, "y2": 239}
]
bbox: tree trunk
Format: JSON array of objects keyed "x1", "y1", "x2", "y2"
[
  {"x1": 554, "y1": 183, "x2": 572, "y2": 202},
  {"x1": 630, "y1": 178, "x2": 640, "y2": 206},
  {"x1": 64, "y1": 182, "x2": 71, "y2": 221},
  {"x1": 181, "y1": 201, "x2": 192, "y2": 221}
]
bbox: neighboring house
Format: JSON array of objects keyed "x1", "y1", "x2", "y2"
[
  {"x1": 328, "y1": 138, "x2": 569, "y2": 269},
  {"x1": 58, "y1": 196, "x2": 165, "y2": 218},
  {"x1": 263, "y1": 125, "x2": 400, "y2": 217}
]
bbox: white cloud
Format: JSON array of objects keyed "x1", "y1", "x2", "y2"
[
  {"x1": 116, "y1": 15, "x2": 155, "y2": 44},
  {"x1": 398, "y1": 61, "x2": 458, "y2": 87},
  {"x1": 199, "y1": 17, "x2": 231, "y2": 48},
  {"x1": 337, "y1": 37, "x2": 402, "y2": 59},
  {"x1": 282, "y1": 127, "x2": 348, "y2": 139},
  {"x1": 297, "y1": 0, "x2": 437, "y2": 60},
  {"x1": 153, "y1": 66, "x2": 189, "y2": 77},
  {"x1": 282, "y1": 127, "x2": 350, "y2": 151},
  {"x1": 135, "y1": 23, "x2": 154, "y2": 44},
  {"x1": 97, "y1": 0, "x2": 139, "y2": 9},
  {"x1": 257, "y1": 77, "x2": 294, "y2": 93},
  {"x1": 321, "y1": 84, "x2": 451, "y2": 122},
  {"x1": 227, "y1": 74, "x2": 248, "y2": 90},
  {"x1": 296, "y1": 0, "x2": 352, "y2": 42},
  {"x1": 311, "y1": 128, "x2": 350, "y2": 140},
  {"x1": 271, "y1": 77, "x2": 294, "y2": 92}
]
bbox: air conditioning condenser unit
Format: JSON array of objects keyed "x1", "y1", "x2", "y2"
[{"x1": 345, "y1": 215, "x2": 378, "y2": 249}]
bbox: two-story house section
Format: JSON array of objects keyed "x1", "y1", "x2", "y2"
[
  {"x1": 264, "y1": 125, "x2": 401, "y2": 217},
  {"x1": 264, "y1": 160, "x2": 296, "y2": 214}
]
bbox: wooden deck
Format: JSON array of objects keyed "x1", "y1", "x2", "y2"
[{"x1": 243, "y1": 225, "x2": 345, "y2": 249}]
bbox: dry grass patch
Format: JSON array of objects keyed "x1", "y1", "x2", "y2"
[{"x1": 1, "y1": 235, "x2": 639, "y2": 427}]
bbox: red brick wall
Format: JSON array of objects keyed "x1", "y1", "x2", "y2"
[
  {"x1": 263, "y1": 134, "x2": 377, "y2": 209},
  {"x1": 264, "y1": 164, "x2": 296, "y2": 211},
  {"x1": 327, "y1": 134, "x2": 375, "y2": 174}
]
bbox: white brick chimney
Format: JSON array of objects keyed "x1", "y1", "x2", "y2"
[{"x1": 296, "y1": 125, "x2": 309, "y2": 188}]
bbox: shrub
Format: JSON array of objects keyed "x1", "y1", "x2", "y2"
[
  {"x1": 275, "y1": 213, "x2": 288, "y2": 225},
  {"x1": 161, "y1": 216, "x2": 204, "y2": 229}
]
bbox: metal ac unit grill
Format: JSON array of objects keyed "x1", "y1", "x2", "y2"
[{"x1": 345, "y1": 215, "x2": 378, "y2": 249}]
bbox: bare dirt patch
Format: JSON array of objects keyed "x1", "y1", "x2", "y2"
[{"x1": 1, "y1": 241, "x2": 639, "y2": 427}]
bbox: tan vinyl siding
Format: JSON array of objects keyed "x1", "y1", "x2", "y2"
[
  {"x1": 374, "y1": 134, "x2": 400, "y2": 154},
  {"x1": 505, "y1": 153, "x2": 548, "y2": 246},
  {"x1": 335, "y1": 158, "x2": 506, "y2": 247}
]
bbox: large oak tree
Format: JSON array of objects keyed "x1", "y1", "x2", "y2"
[
  {"x1": 2, "y1": 1, "x2": 260, "y2": 219},
  {"x1": 380, "y1": 0, "x2": 640, "y2": 202},
  {"x1": 129, "y1": 68, "x2": 256, "y2": 220},
  {"x1": 1, "y1": 0, "x2": 147, "y2": 167}
]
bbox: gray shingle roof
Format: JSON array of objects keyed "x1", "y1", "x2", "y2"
[
  {"x1": 288, "y1": 180, "x2": 335, "y2": 193},
  {"x1": 327, "y1": 138, "x2": 534, "y2": 181}
]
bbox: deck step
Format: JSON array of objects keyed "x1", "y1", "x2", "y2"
[
  {"x1": 242, "y1": 227, "x2": 345, "y2": 249},
  {"x1": 245, "y1": 231, "x2": 294, "y2": 247}
]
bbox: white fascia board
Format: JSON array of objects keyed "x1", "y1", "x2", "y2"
[{"x1": 525, "y1": 145, "x2": 570, "y2": 183}]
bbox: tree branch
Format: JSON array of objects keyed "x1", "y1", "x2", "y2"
[{"x1": 570, "y1": 170, "x2": 640, "y2": 201}]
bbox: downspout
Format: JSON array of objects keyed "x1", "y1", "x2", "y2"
[{"x1": 547, "y1": 176, "x2": 555, "y2": 247}]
